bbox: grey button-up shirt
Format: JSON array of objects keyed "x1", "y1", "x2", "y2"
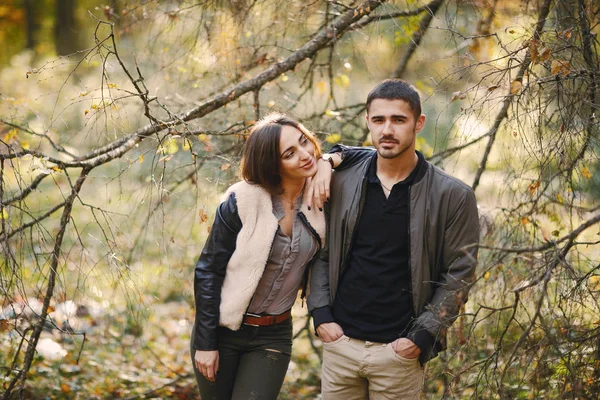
[{"x1": 247, "y1": 195, "x2": 319, "y2": 315}]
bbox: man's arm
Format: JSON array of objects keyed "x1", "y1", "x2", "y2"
[
  {"x1": 408, "y1": 188, "x2": 480, "y2": 363},
  {"x1": 306, "y1": 212, "x2": 345, "y2": 342},
  {"x1": 307, "y1": 234, "x2": 334, "y2": 328}
]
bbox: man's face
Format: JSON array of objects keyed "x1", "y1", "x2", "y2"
[{"x1": 366, "y1": 99, "x2": 425, "y2": 159}]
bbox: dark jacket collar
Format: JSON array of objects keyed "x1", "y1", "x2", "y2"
[{"x1": 365, "y1": 150, "x2": 428, "y2": 185}]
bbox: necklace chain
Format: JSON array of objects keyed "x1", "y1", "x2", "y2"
[
  {"x1": 380, "y1": 181, "x2": 393, "y2": 192},
  {"x1": 280, "y1": 196, "x2": 296, "y2": 210}
]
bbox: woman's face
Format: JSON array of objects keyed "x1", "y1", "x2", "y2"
[{"x1": 278, "y1": 125, "x2": 317, "y2": 182}]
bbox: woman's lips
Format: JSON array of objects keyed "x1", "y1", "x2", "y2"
[{"x1": 301, "y1": 158, "x2": 315, "y2": 169}]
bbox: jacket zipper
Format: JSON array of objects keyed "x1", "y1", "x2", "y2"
[
  {"x1": 407, "y1": 186, "x2": 416, "y2": 318},
  {"x1": 339, "y1": 173, "x2": 368, "y2": 275},
  {"x1": 298, "y1": 212, "x2": 322, "y2": 305},
  {"x1": 244, "y1": 226, "x2": 279, "y2": 315}
]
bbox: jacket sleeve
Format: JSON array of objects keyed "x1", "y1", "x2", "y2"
[
  {"x1": 307, "y1": 206, "x2": 335, "y2": 330},
  {"x1": 192, "y1": 192, "x2": 242, "y2": 351},
  {"x1": 330, "y1": 144, "x2": 375, "y2": 171},
  {"x1": 408, "y1": 188, "x2": 479, "y2": 363}
]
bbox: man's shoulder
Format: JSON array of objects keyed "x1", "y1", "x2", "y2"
[{"x1": 428, "y1": 163, "x2": 474, "y2": 196}]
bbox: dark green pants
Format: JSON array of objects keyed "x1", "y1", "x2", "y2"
[{"x1": 191, "y1": 319, "x2": 293, "y2": 400}]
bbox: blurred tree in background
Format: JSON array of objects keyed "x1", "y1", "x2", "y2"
[{"x1": 0, "y1": 0, "x2": 598, "y2": 398}]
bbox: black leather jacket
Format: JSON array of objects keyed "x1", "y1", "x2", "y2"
[
  {"x1": 193, "y1": 191, "x2": 322, "y2": 351},
  {"x1": 193, "y1": 193, "x2": 241, "y2": 350}
]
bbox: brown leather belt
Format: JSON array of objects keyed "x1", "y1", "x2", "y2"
[{"x1": 243, "y1": 310, "x2": 292, "y2": 327}]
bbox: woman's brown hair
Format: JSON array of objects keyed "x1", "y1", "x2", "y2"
[{"x1": 241, "y1": 113, "x2": 321, "y2": 194}]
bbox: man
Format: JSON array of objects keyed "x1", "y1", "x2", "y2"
[{"x1": 308, "y1": 79, "x2": 480, "y2": 399}]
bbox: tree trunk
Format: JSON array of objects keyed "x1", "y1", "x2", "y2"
[
  {"x1": 24, "y1": 0, "x2": 39, "y2": 50},
  {"x1": 55, "y1": 0, "x2": 81, "y2": 56}
]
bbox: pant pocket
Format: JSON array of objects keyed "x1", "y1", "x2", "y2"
[
  {"x1": 387, "y1": 343, "x2": 419, "y2": 364},
  {"x1": 322, "y1": 334, "x2": 347, "y2": 347}
]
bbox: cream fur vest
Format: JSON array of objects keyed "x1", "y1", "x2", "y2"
[{"x1": 218, "y1": 181, "x2": 326, "y2": 330}]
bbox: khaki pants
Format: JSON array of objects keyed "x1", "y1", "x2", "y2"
[{"x1": 321, "y1": 335, "x2": 424, "y2": 400}]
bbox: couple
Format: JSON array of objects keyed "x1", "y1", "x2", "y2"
[{"x1": 191, "y1": 79, "x2": 480, "y2": 400}]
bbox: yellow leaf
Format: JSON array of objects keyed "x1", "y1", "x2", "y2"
[
  {"x1": 589, "y1": 275, "x2": 600, "y2": 291},
  {"x1": 138, "y1": 155, "x2": 144, "y2": 164},
  {"x1": 539, "y1": 47, "x2": 551, "y2": 62},
  {"x1": 333, "y1": 74, "x2": 350, "y2": 88},
  {"x1": 528, "y1": 180, "x2": 540, "y2": 196},
  {"x1": 316, "y1": 81, "x2": 327, "y2": 94},
  {"x1": 198, "y1": 133, "x2": 210, "y2": 144},
  {"x1": 3, "y1": 129, "x2": 17, "y2": 142},
  {"x1": 281, "y1": 74, "x2": 289, "y2": 82},
  {"x1": 529, "y1": 39, "x2": 539, "y2": 63},
  {"x1": 551, "y1": 60, "x2": 571, "y2": 77},
  {"x1": 556, "y1": 193, "x2": 563, "y2": 203},
  {"x1": 61, "y1": 383, "x2": 71, "y2": 393},
  {"x1": 183, "y1": 139, "x2": 191, "y2": 150},
  {"x1": 199, "y1": 209, "x2": 208, "y2": 223},
  {"x1": 267, "y1": 100, "x2": 275, "y2": 108},
  {"x1": 167, "y1": 138, "x2": 179, "y2": 154},
  {"x1": 221, "y1": 163, "x2": 231, "y2": 171},
  {"x1": 325, "y1": 134, "x2": 341, "y2": 144},
  {"x1": 20, "y1": 141, "x2": 30, "y2": 150},
  {"x1": 520, "y1": 217, "x2": 529, "y2": 225},
  {"x1": 415, "y1": 137, "x2": 433, "y2": 158},
  {"x1": 510, "y1": 80, "x2": 522, "y2": 95},
  {"x1": 84, "y1": 109, "x2": 89, "y2": 115},
  {"x1": 487, "y1": 85, "x2": 500, "y2": 92},
  {"x1": 107, "y1": 83, "x2": 117, "y2": 89},
  {"x1": 483, "y1": 271, "x2": 491, "y2": 280},
  {"x1": 497, "y1": 264, "x2": 504, "y2": 272},
  {"x1": 79, "y1": 91, "x2": 90, "y2": 97},
  {"x1": 325, "y1": 109, "x2": 341, "y2": 117},
  {"x1": 582, "y1": 166, "x2": 592, "y2": 179},
  {"x1": 0, "y1": 208, "x2": 8, "y2": 220}
]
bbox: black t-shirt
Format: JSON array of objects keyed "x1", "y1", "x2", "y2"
[{"x1": 332, "y1": 152, "x2": 424, "y2": 343}]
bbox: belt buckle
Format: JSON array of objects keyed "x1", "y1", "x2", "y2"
[{"x1": 243, "y1": 312, "x2": 262, "y2": 327}]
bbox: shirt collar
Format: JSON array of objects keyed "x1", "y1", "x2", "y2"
[{"x1": 271, "y1": 193, "x2": 302, "y2": 220}]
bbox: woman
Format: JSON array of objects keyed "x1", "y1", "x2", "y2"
[{"x1": 191, "y1": 113, "x2": 326, "y2": 400}]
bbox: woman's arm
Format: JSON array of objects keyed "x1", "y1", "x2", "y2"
[
  {"x1": 193, "y1": 192, "x2": 241, "y2": 351},
  {"x1": 307, "y1": 145, "x2": 375, "y2": 209}
]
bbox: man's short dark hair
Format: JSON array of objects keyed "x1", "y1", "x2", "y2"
[
  {"x1": 366, "y1": 79, "x2": 422, "y2": 119},
  {"x1": 240, "y1": 113, "x2": 321, "y2": 194}
]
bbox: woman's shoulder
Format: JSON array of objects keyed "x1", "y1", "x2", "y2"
[
  {"x1": 223, "y1": 181, "x2": 271, "y2": 203},
  {"x1": 222, "y1": 181, "x2": 273, "y2": 223}
]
